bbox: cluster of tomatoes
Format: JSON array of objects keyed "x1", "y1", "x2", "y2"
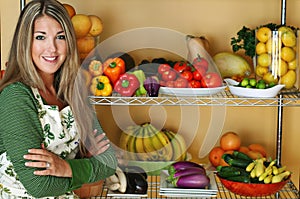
[{"x1": 157, "y1": 55, "x2": 223, "y2": 88}]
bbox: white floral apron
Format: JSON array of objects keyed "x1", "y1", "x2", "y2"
[{"x1": 0, "y1": 87, "x2": 81, "y2": 198}]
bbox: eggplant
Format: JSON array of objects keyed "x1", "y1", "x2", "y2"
[
  {"x1": 172, "y1": 173, "x2": 210, "y2": 188},
  {"x1": 167, "y1": 166, "x2": 206, "y2": 182},
  {"x1": 168, "y1": 161, "x2": 205, "y2": 176},
  {"x1": 143, "y1": 76, "x2": 161, "y2": 97},
  {"x1": 120, "y1": 165, "x2": 147, "y2": 179},
  {"x1": 125, "y1": 172, "x2": 148, "y2": 194}
]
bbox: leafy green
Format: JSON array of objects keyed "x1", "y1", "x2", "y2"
[{"x1": 230, "y1": 23, "x2": 299, "y2": 58}]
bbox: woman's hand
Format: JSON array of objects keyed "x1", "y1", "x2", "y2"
[
  {"x1": 24, "y1": 146, "x2": 72, "y2": 177},
  {"x1": 86, "y1": 129, "x2": 110, "y2": 158}
]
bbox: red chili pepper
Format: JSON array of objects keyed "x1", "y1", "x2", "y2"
[
  {"x1": 114, "y1": 73, "x2": 140, "y2": 96},
  {"x1": 103, "y1": 57, "x2": 126, "y2": 86}
]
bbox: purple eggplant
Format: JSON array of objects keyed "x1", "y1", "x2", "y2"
[
  {"x1": 143, "y1": 76, "x2": 160, "y2": 97},
  {"x1": 172, "y1": 173, "x2": 210, "y2": 188},
  {"x1": 168, "y1": 161, "x2": 205, "y2": 176},
  {"x1": 167, "y1": 166, "x2": 206, "y2": 182}
]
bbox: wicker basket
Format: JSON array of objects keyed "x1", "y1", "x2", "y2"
[{"x1": 73, "y1": 180, "x2": 104, "y2": 198}]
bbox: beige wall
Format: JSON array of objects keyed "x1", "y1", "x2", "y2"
[{"x1": 1, "y1": 0, "x2": 300, "y2": 187}]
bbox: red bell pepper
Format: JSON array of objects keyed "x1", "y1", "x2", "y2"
[
  {"x1": 114, "y1": 73, "x2": 140, "y2": 96},
  {"x1": 103, "y1": 57, "x2": 126, "y2": 86}
]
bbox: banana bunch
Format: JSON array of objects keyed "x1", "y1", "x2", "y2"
[
  {"x1": 119, "y1": 123, "x2": 187, "y2": 161},
  {"x1": 246, "y1": 158, "x2": 291, "y2": 184}
]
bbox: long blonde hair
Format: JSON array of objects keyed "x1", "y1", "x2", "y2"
[{"x1": 0, "y1": 0, "x2": 94, "y2": 157}]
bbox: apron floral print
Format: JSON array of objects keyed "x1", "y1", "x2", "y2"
[{"x1": 0, "y1": 87, "x2": 80, "y2": 198}]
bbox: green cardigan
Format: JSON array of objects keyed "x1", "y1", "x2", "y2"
[{"x1": 0, "y1": 82, "x2": 117, "y2": 198}]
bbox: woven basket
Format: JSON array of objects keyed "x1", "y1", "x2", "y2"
[{"x1": 73, "y1": 180, "x2": 104, "y2": 198}]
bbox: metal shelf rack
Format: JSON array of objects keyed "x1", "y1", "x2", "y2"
[{"x1": 89, "y1": 174, "x2": 299, "y2": 199}]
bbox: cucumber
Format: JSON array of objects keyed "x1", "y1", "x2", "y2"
[
  {"x1": 222, "y1": 154, "x2": 252, "y2": 169},
  {"x1": 217, "y1": 166, "x2": 249, "y2": 178},
  {"x1": 226, "y1": 175, "x2": 251, "y2": 183},
  {"x1": 232, "y1": 151, "x2": 253, "y2": 161}
]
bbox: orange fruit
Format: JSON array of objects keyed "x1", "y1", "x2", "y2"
[
  {"x1": 219, "y1": 150, "x2": 233, "y2": 166},
  {"x1": 208, "y1": 146, "x2": 225, "y2": 167},
  {"x1": 71, "y1": 14, "x2": 92, "y2": 38},
  {"x1": 63, "y1": 4, "x2": 76, "y2": 18},
  {"x1": 238, "y1": 146, "x2": 250, "y2": 154},
  {"x1": 248, "y1": 143, "x2": 267, "y2": 157},
  {"x1": 246, "y1": 150, "x2": 263, "y2": 160},
  {"x1": 88, "y1": 15, "x2": 104, "y2": 37},
  {"x1": 220, "y1": 131, "x2": 241, "y2": 151},
  {"x1": 77, "y1": 36, "x2": 95, "y2": 53}
]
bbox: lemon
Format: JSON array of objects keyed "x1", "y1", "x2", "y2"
[
  {"x1": 277, "y1": 59, "x2": 288, "y2": 77},
  {"x1": 255, "y1": 65, "x2": 269, "y2": 77},
  {"x1": 288, "y1": 59, "x2": 297, "y2": 70},
  {"x1": 256, "y1": 27, "x2": 272, "y2": 43},
  {"x1": 71, "y1": 14, "x2": 92, "y2": 38},
  {"x1": 266, "y1": 37, "x2": 282, "y2": 54},
  {"x1": 278, "y1": 26, "x2": 297, "y2": 47},
  {"x1": 256, "y1": 42, "x2": 267, "y2": 55},
  {"x1": 257, "y1": 53, "x2": 271, "y2": 67},
  {"x1": 280, "y1": 70, "x2": 296, "y2": 89},
  {"x1": 263, "y1": 72, "x2": 279, "y2": 84},
  {"x1": 281, "y1": 47, "x2": 296, "y2": 62}
]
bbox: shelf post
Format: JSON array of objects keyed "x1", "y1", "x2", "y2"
[
  {"x1": 281, "y1": 0, "x2": 286, "y2": 25},
  {"x1": 276, "y1": 94, "x2": 283, "y2": 166},
  {"x1": 20, "y1": 0, "x2": 26, "y2": 11}
]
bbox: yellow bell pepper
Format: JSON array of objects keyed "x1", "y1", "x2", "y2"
[{"x1": 90, "y1": 75, "x2": 112, "y2": 96}]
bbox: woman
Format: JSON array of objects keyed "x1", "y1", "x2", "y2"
[{"x1": 0, "y1": 0, "x2": 117, "y2": 198}]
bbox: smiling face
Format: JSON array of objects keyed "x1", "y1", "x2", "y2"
[{"x1": 31, "y1": 15, "x2": 67, "y2": 76}]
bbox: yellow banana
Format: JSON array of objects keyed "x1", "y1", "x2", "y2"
[
  {"x1": 142, "y1": 124, "x2": 159, "y2": 160},
  {"x1": 119, "y1": 125, "x2": 139, "y2": 150},
  {"x1": 134, "y1": 126, "x2": 152, "y2": 161},
  {"x1": 155, "y1": 130, "x2": 173, "y2": 161},
  {"x1": 126, "y1": 130, "x2": 138, "y2": 160},
  {"x1": 164, "y1": 129, "x2": 181, "y2": 161},
  {"x1": 173, "y1": 133, "x2": 187, "y2": 161}
]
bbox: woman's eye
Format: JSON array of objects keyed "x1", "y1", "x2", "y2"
[
  {"x1": 57, "y1": 35, "x2": 66, "y2": 40},
  {"x1": 35, "y1": 35, "x2": 45, "y2": 40}
]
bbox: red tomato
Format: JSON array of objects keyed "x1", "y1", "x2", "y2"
[
  {"x1": 193, "y1": 54, "x2": 209, "y2": 72},
  {"x1": 165, "y1": 80, "x2": 175, "y2": 88},
  {"x1": 173, "y1": 61, "x2": 188, "y2": 73},
  {"x1": 180, "y1": 70, "x2": 193, "y2": 81},
  {"x1": 174, "y1": 78, "x2": 188, "y2": 88},
  {"x1": 0, "y1": 70, "x2": 5, "y2": 79},
  {"x1": 158, "y1": 63, "x2": 171, "y2": 74},
  {"x1": 201, "y1": 72, "x2": 223, "y2": 88},
  {"x1": 189, "y1": 80, "x2": 201, "y2": 88},
  {"x1": 192, "y1": 67, "x2": 206, "y2": 81},
  {"x1": 161, "y1": 70, "x2": 177, "y2": 81}
]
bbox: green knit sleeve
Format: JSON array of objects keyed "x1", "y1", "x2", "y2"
[{"x1": 0, "y1": 83, "x2": 73, "y2": 197}]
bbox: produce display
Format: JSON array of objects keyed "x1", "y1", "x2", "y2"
[
  {"x1": 106, "y1": 166, "x2": 148, "y2": 194},
  {"x1": 217, "y1": 151, "x2": 291, "y2": 184},
  {"x1": 63, "y1": 3, "x2": 103, "y2": 60},
  {"x1": 231, "y1": 23, "x2": 299, "y2": 90},
  {"x1": 119, "y1": 123, "x2": 187, "y2": 162},
  {"x1": 209, "y1": 131, "x2": 267, "y2": 167},
  {"x1": 166, "y1": 161, "x2": 210, "y2": 188}
]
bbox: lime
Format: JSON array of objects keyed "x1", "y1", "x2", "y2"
[
  {"x1": 267, "y1": 82, "x2": 276, "y2": 88},
  {"x1": 249, "y1": 78, "x2": 257, "y2": 87},
  {"x1": 240, "y1": 78, "x2": 249, "y2": 87},
  {"x1": 256, "y1": 80, "x2": 266, "y2": 89}
]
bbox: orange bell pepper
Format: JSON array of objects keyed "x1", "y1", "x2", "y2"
[{"x1": 103, "y1": 57, "x2": 125, "y2": 86}]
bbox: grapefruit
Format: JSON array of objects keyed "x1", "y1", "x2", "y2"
[
  {"x1": 72, "y1": 14, "x2": 92, "y2": 38},
  {"x1": 88, "y1": 15, "x2": 103, "y2": 37},
  {"x1": 220, "y1": 131, "x2": 241, "y2": 151}
]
